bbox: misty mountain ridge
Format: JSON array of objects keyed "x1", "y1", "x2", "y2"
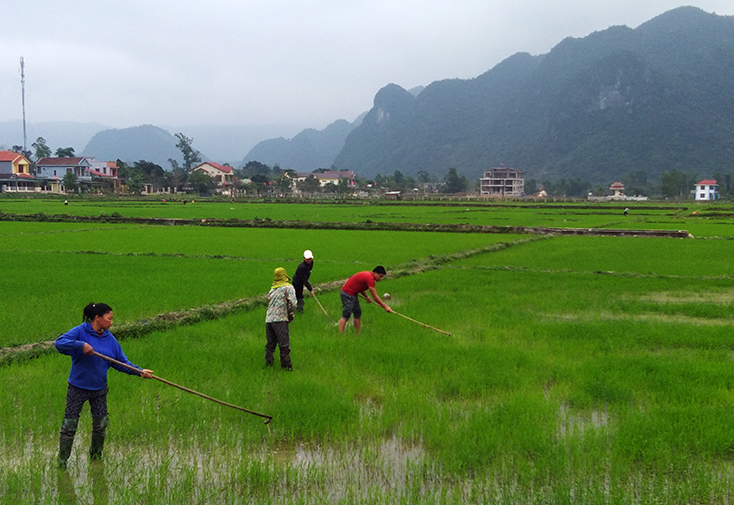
[
  {"x1": 242, "y1": 87, "x2": 423, "y2": 170},
  {"x1": 334, "y1": 6, "x2": 734, "y2": 184},
  {"x1": 3, "y1": 7, "x2": 731, "y2": 185}
]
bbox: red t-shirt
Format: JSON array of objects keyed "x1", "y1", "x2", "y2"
[{"x1": 342, "y1": 271, "x2": 375, "y2": 296}]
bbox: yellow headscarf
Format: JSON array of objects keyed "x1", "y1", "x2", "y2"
[{"x1": 271, "y1": 267, "x2": 291, "y2": 289}]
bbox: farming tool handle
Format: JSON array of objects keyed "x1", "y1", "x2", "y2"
[
  {"x1": 91, "y1": 351, "x2": 273, "y2": 424},
  {"x1": 392, "y1": 311, "x2": 452, "y2": 336},
  {"x1": 311, "y1": 293, "x2": 336, "y2": 324}
]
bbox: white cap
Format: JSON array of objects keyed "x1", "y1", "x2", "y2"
[{"x1": 304, "y1": 249, "x2": 314, "y2": 259}]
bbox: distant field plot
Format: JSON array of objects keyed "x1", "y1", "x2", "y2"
[
  {"x1": 0, "y1": 222, "x2": 513, "y2": 346},
  {"x1": 0, "y1": 221, "x2": 508, "y2": 259},
  {"x1": 452, "y1": 234, "x2": 734, "y2": 277},
  {"x1": 0, "y1": 198, "x2": 698, "y2": 228}
]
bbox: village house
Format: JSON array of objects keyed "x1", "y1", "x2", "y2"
[
  {"x1": 0, "y1": 151, "x2": 35, "y2": 192},
  {"x1": 291, "y1": 170, "x2": 356, "y2": 189},
  {"x1": 35, "y1": 157, "x2": 93, "y2": 181},
  {"x1": 695, "y1": 179, "x2": 719, "y2": 201},
  {"x1": 479, "y1": 167, "x2": 525, "y2": 197},
  {"x1": 191, "y1": 162, "x2": 236, "y2": 191},
  {"x1": 34, "y1": 156, "x2": 120, "y2": 193}
]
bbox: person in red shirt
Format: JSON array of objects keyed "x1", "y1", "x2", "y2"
[{"x1": 339, "y1": 266, "x2": 392, "y2": 334}]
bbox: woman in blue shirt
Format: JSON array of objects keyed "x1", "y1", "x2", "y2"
[{"x1": 55, "y1": 302, "x2": 153, "y2": 469}]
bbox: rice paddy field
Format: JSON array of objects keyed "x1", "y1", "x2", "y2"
[{"x1": 2, "y1": 197, "x2": 734, "y2": 504}]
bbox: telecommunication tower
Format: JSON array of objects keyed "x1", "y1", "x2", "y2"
[{"x1": 20, "y1": 57, "x2": 27, "y2": 153}]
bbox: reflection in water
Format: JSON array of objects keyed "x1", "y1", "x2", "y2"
[
  {"x1": 57, "y1": 469, "x2": 78, "y2": 505},
  {"x1": 90, "y1": 460, "x2": 109, "y2": 505},
  {"x1": 55, "y1": 459, "x2": 109, "y2": 505}
]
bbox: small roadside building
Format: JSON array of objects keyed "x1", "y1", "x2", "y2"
[
  {"x1": 479, "y1": 167, "x2": 524, "y2": 197},
  {"x1": 695, "y1": 179, "x2": 719, "y2": 201}
]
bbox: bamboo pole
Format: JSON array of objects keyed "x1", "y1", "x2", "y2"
[
  {"x1": 92, "y1": 351, "x2": 273, "y2": 424},
  {"x1": 311, "y1": 293, "x2": 336, "y2": 325},
  {"x1": 391, "y1": 311, "x2": 452, "y2": 336}
]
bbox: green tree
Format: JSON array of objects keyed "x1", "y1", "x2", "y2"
[
  {"x1": 188, "y1": 170, "x2": 215, "y2": 195},
  {"x1": 166, "y1": 168, "x2": 187, "y2": 192},
  {"x1": 299, "y1": 175, "x2": 320, "y2": 193},
  {"x1": 134, "y1": 160, "x2": 166, "y2": 191},
  {"x1": 62, "y1": 172, "x2": 78, "y2": 193},
  {"x1": 442, "y1": 167, "x2": 467, "y2": 194},
  {"x1": 661, "y1": 170, "x2": 691, "y2": 198},
  {"x1": 127, "y1": 172, "x2": 145, "y2": 195},
  {"x1": 336, "y1": 178, "x2": 352, "y2": 194},
  {"x1": 174, "y1": 133, "x2": 201, "y2": 172},
  {"x1": 55, "y1": 147, "x2": 75, "y2": 158},
  {"x1": 32, "y1": 137, "x2": 52, "y2": 159},
  {"x1": 242, "y1": 161, "x2": 272, "y2": 184},
  {"x1": 417, "y1": 170, "x2": 433, "y2": 183}
]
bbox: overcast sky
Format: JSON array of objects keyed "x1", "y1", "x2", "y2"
[{"x1": 2, "y1": 1, "x2": 733, "y2": 132}]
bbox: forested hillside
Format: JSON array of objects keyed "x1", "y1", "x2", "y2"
[{"x1": 334, "y1": 7, "x2": 734, "y2": 187}]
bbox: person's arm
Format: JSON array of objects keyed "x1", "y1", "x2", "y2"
[
  {"x1": 54, "y1": 327, "x2": 86, "y2": 356},
  {"x1": 111, "y1": 342, "x2": 153, "y2": 378},
  {"x1": 287, "y1": 286, "x2": 297, "y2": 321},
  {"x1": 368, "y1": 287, "x2": 392, "y2": 312}
]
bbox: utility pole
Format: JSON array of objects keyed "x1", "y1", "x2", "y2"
[{"x1": 20, "y1": 57, "x2": 27, "y2": 153}]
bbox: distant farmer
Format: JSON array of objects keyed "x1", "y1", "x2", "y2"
[
  {"x1": 266, "y1": 267, "x2": 297, "y2": 371},
  {"x1": 292, "y1": 249, "x2": 314, "y2": 313},
  {"x1": 55, "y1": 303, "x2": 154, "y2": 469},
  {"x1": 339, "y1": 266, "x2": 392, "y2": 334},
  {"x1": 624, "y1": 207, "x2": 629, "y2": 215}
]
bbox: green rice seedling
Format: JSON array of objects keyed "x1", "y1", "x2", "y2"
[
  {"x1": 6, "y1": 203, "x2": 734, "y2": 502},
  {"x1": 7, "y1": 198, "x2": 734, "y2": 236},
  {"x1": 452, "y1": 234, "x2": 734, "y2": 277},
  {"x1": 0, "y1": 223, "x2": 513, "y2": 348}
]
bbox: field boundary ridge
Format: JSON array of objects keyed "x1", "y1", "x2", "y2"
[{"x1": 0, "y1": 212, "x2": 692, "y2": 238}]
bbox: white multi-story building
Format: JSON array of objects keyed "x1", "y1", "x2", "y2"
[
  {"x1": 479, "y1": 167, "x2": 525, "y2": 197},
  {"x1": 695, "y1": 179, "x2": 719, "y2": 201}
]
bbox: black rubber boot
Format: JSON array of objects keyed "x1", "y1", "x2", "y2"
[
  {"x1": 280, "y1": 346, "x2": 292, "y2": 371},
  {"x1": 58, "y1": 418, "x2": 78, "y2": 470},
  {"x1": 89, "y1": 416, "x2": 109, "y2": 460},
  {"x1": 296, "y1": 299, "x2": 304, "y2": 313}
]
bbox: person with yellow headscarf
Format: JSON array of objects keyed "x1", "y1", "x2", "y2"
[{"x1": 265, "y1": 267, "x2": 297, "y2": 371}]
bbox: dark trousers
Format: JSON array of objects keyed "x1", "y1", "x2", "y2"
[
  {"x1": 265, "y1": 321, "x2": 292, "y2": 368},
  {"x1": 64, "y1": 384, "x2": 109, "y2": 419}
]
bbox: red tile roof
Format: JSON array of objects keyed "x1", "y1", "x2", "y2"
[
  {"x1": 194, "y1": 162, "x2": 232, "y2": 173},
  {"x1": 0, "y1": 151, "x2": 28, "y2": 163},
  {"x1": 697, "y1": 180, "x2": 717, "y2": 185},
  {"x1": 36, "y1": 157, "x2": 85, "y2": 165}
]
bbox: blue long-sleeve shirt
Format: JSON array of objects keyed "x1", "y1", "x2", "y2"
[{"x1": 55, "y1": 322, "x2": 142, "y2": 390}]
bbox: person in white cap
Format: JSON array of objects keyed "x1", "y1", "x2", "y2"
[{"x1": 292, "y1": 249, "x2": 314, "y2": 313}]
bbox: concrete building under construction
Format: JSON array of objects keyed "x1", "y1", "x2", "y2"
[{"x1": 479, "y1": 167, "x2": 525, "y2": 197}]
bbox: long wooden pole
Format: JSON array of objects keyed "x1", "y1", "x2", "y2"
[
  {"x1": 311, "y1": 293, "x2": 336, "y2": 325},
  {"x1": 358, "y1": 293, "x2": 452, "y2": 336},
  {"x1": 92, "y1": 351, "x2": 273, "y2": 424},
  {"x1": 392, "y1": 311, "x2": 452, "y2": 336}
]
